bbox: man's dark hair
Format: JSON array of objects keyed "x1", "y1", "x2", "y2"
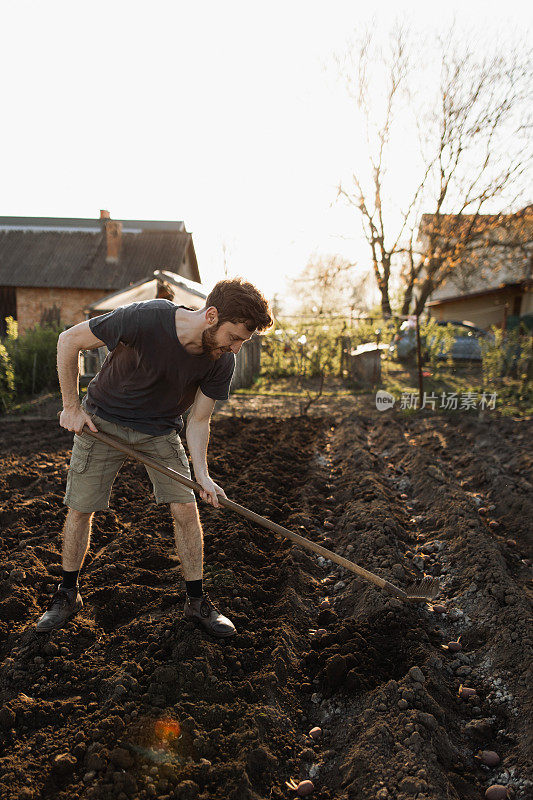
[{"x1": 205, "y1": 277, "x2": 273, "y2": 333}]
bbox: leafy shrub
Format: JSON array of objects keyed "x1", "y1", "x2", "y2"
[
  {"x1": 479, "y1": 326, "x2": 506, "y2": 385},
  {"x1": 0, "y1": 342, "x2": 15, "y2": 410},
  {"x1": 4, "y1": 317, "x2": 62, "y2": 398},
  {"x1": 261, "y1": 320, "x2": 345, "y2": 378},
  {"x1": 261, "y1": 316, "x2": 398, "y2": 378},
  {"x1": 479, "y1": 326, "x2": 532, "y2": 384},
  {"x1": 421, "y1": 319, "x2": 456, "y2": 373}
]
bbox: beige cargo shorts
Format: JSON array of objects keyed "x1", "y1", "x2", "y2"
[{"x1": 64, "y1": 410, "x2": 196, "y2": 513}]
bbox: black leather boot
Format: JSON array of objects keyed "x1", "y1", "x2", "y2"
[
  {"x1": 183, "y1": 592, "x2": 236, "y2": 638},
  {"x1": 36, "y1": 585, "x2": 83, "y2": 632}
]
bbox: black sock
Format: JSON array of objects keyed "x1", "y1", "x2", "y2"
[
  {"x1": 186, "y1": 579, "x2": 203, "y2": 599},
  {"x1": 61, "y1": 570, "x2": 79, "y2": 591}
]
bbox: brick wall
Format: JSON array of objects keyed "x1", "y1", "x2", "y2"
[{"x1": 16, "y1": 287, "x2": 107, "y2": 333}]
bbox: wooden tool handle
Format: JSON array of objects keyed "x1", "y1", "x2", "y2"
[{"x1": 83, "y1": 427, "x2": 405, "y2": 598}]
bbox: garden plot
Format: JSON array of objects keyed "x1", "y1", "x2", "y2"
[{"x1": 0, "y1": 410, "x2": 531, "y2": 800}]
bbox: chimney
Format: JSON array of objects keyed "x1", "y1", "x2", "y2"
[
  {"x1": 104, "y1": 218, "x2": 122, "y2": 263},
  {"x1": 100, "y1": 209, "x2": 110, "y2": 219}
]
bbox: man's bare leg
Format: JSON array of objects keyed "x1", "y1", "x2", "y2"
[
  {"x1": 170, "y1": 501, "x2": 203, "y2": 581},
  {"x1": 36, "y1": 508, "x2": 91, "y2": 631},
  {"x1": 62, "y1": 508, "x2": 94, "y2": 572},
  {"x1": 172, "y1": 501, "x2": 236, "y2": 637}
]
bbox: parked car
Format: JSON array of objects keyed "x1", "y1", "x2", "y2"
[{"x1": 389, "y1": 320, "x2": 492, "y2": 362}]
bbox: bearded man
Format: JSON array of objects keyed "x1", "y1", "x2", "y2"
[{"x1": 36, "y1": 278, "x2": 273, "y2": 637}]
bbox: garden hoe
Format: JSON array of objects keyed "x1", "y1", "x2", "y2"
[{"x1": 82, "y1": 427, "x2": 440, "y2": 604}]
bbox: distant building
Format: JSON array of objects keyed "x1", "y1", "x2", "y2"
[
  {"x1": 418, "y1": 205, "x2": 533, "y2": 329},
  {"x1": 86, "y1": 270, "x2": 206, "y2": 318},
  {"x1": 426, "y1": 281, "x2": 532, "y2": 330},
  {"x1": 0, "y1": 210, "x2": 200, "y2": 334}
]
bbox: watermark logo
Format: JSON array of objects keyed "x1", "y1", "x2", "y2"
[
  {"x1": 375, "y1": 390, "x2": 396, "y2": 411},
  {"x1": 374, "y1": 390, "x2": 498, "y2": 411},
  {"x1": 400, "y1": 390, "x2": 497, "y2": 410}
]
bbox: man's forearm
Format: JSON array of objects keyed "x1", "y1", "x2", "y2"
[
  {"x1": 57, "y1": 333, "x2": 83, "y2": 409},
  {"x1": 186, "y1": 417, "x2": 210, "y2": 479}
]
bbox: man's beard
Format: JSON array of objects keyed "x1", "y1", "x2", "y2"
[{"x1": 202, "y1": 325, "x2": 230, "y2": 361}]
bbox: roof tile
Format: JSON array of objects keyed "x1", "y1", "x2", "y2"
[{"x1": 0, "y1": 229, "x2": 199, "y2": 290}]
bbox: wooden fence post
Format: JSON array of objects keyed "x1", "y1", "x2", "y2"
[
  {"x1": 416, "y1": 313, "x2": 424, "y2": 408},
  {"x1": 231, "y1": 334, "x2": 262, "y2": 391}
]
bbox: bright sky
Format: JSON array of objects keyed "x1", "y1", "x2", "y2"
[{"x1": 1, "y1": 0, "x2": 531, "y2": 309}]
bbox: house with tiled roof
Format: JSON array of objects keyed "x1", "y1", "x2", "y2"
[{"x1": 0, "y1": 210, "x2": 201, "y2": 334}]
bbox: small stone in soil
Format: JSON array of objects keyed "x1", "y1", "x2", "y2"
[
  {"x1": 485, "y1": 786, "x2": 508, "y2": 800},
  {"x1": 408, "y1": 666, "x2": 425, "y2": 683},
  {"x1": 297, "y1": 779, "x2": 314, "y2": 796},
  {"x1": 478, "y1": 750, "x2": 500, "y2": 767}
]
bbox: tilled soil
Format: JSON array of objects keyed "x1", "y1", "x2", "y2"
[{"x1": 0, "y1": 409, "x2": 531, "y2": 800}]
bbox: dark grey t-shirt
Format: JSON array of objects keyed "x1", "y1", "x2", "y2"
[{"x1": 85, "y1": 299, "x2": 235, "y2": 435}]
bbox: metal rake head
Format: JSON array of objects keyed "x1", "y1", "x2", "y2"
[{"x1": 404, "y1": 575, "x2": 441, "y2": 603}]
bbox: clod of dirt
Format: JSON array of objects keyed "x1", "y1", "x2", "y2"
[
  {"x1": 175, "y1": 779, "x2": 200, "y2": 799},
  {"x1": 9, "y1": 568, "x2": 25, "y2": 583},
  {"x1": 52, "y1": 752, "x2": 76, "y2": 777},
  {"x1": 465, "y1": 718, "x2": 495, "y2": 742},
  {"x1": 109, "y1": 746, "x2": 134, "y2": 769},
  {"x1": 408, "y1": 666, "x2": 425, "y2": 683}
]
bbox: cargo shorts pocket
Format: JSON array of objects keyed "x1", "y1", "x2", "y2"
[
  {"x1": 70, "y1": 435, "x2": 94, "y2": 473},
  {"x1": 169, "y1": 440, "x2": 191, "y2": 473}
]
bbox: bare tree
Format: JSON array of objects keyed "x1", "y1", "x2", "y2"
[
  {"x1": 269, "y1": 292, "x2": 283, "y2": 321},
  {"x1": 289, "y1": 254, "x2": 369, "y2": 316},
  {"x1": 336, "y1": 21, "x2": 533, "y2": 317}
]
